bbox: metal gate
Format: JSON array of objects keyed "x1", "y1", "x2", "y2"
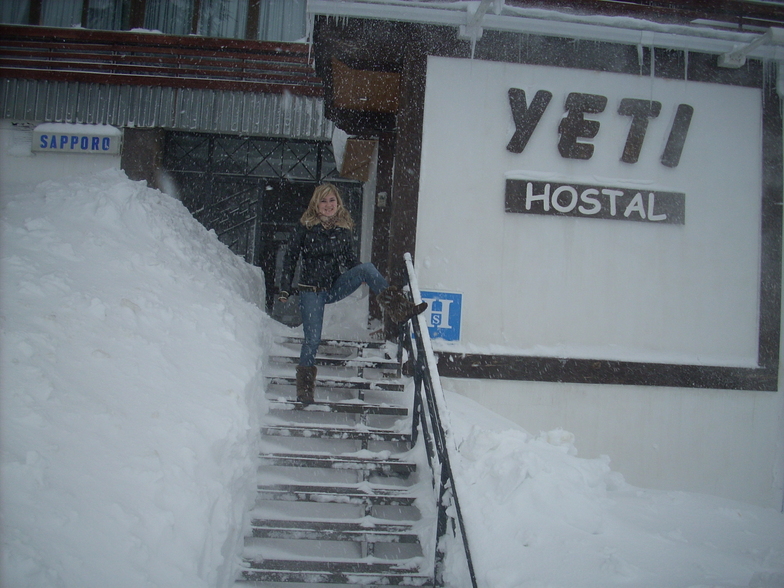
[{"x1": 162, "y1": 131, "x2": 362, "y2": 315}]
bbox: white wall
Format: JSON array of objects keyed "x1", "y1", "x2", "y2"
[
  {"x1": 416, "y1": 56, "x2": 784, "y2": 508},
  {"x1": 445, "y1": 376, "x2": 784, "y2": 508},
  {"x1": 0, "y1": 120, "x2": 121, "y2": 193}
]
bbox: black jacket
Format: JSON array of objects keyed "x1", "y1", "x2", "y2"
[{"x1": 280, "y1": 223, "x2": 359, "y2": 293}]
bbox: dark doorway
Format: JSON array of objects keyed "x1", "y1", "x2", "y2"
[{"x1": 162, "y1": 131, "x2": 363, "y2": 319}]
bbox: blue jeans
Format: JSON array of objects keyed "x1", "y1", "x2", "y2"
[{"x1": 298, "y1": 263, "x2": 389, "y2": 367}]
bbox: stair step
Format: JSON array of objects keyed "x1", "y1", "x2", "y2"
[
  {"x1": 268, "y1": 398, "x2": 408, "y2": 415},
  {"x1": 257, "y1": 483, "x2": 417, "y2": 506},
  {"x1": 250, "y1": 518, "x2": 419, "y2": 542},
  {"x1": 259, "y1": 452, "x2": 416, "y2": 475},
  {"x1": 262, "y1": 424, "x2": 412, "y2": 443},
  {"x1": 240, "y1": 339, "x2": 431, "y2": 586},
  {"x1": 267, "y1": 375, "x2": 406, "y2": 392},
  {"x1": 241, "y1": 558, "x2": 431, "y2": 585},
  {"x1": 276, "y1": 336, "x2": 388, "y2": 350},
  {"x1": 271, "y1": 355, "x2": 401, "y2": 370}
]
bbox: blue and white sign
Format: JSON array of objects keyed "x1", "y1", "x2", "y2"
[
  {"x1": 33, "y1": 123, "x2": 123, "y2": 155},
  {"x1": 420, "y1": 290, "x2": 462, "y2": 341}
]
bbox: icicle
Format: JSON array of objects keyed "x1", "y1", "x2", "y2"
[
  {"x1": 306, "y1": 12, "x2": 314, "y2": 62},
  {"x1": 460, "y1": 1, "x2": 489, "y2": 60},
  {"x1": 637, "y1": 42, "x2": 644, "y2": 75},
  {"x1": 778, "y1": 62, "x2": 784, "y2": 98},
  {"x1": 650, "y1": 42, "x2": 655, "y2": 80},
  {"x1": 638, "y1": 31, "x2": 655, "y2": 78}
]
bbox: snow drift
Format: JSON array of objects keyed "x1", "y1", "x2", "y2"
[
  {"x1": 1, "y1": 169, "x2": 783, "y2": 588},
  {"x1": 0, "y1": 169, "x2": 270, "y2": 588},
  {"x1": 444, "y1": 393, "x2": 784, "y2": 588}
]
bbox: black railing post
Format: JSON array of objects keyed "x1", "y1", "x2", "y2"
[
  {"x1": 434, "y1": 469, "x2": 452, "y2": 586},
  {"x1": 411, "y1": 356, "x2": 423, "y2": 447}
]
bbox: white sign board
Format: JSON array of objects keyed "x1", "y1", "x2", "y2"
[{"x1": 417, "y1": 56, "x2": 762, "y2": 367}]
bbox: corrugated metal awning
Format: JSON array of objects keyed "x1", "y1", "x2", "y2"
[{"x1": 0, "y1": 78, "x2": 334, "y2": 140}]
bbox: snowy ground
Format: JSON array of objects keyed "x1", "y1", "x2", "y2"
[
  {"x1": 444, "y1": 394, "x2": 784, "y2": 588},
  {"x1": 1, "y1": 170, "x2": 783, "y2": 588}
]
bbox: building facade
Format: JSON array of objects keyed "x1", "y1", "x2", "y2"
[
  {"x1": 1, "y1": 0, "x2": 372, "y2": 317},
  {"x1": 3, "y1": 0, "x2": 784, "y2": 508},
  {"x1": 307, "y1": 0, "x2": 784, "y2": 508}
]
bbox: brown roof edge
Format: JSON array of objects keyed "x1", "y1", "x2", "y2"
[{"x1": 0, "y1": 24, "x2": 313, "y2": 56}]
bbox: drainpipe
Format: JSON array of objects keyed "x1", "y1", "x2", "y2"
[{"x1": 718, "y1": 26, "x2": 784, "y2": 68}]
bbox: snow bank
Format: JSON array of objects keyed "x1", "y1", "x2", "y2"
[
  {"x1": 2, "y1": 166, "x2": 783, "y2": 588},
  {"x1": 0, "y1": 169, "x2": 270, "y2": 588},
  {"x1": 443, "y1": 391, "x2": 784, "y2": 588}
]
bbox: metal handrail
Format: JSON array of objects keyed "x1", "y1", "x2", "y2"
[{"x1": 402, "y1": 252, "x2": 478, "y2": 588}]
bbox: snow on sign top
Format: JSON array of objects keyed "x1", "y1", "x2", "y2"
[{"x1": 33, "y1": 123, "x2": 123, "y2": 155}]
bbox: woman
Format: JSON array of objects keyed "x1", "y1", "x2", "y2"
[{"x1": 278, "y1": 183, "x2": 427, "y2": 406}]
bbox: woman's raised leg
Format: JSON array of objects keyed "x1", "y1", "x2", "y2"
[{"x1": 326, "y1": 263, "x2": 389, "y2": 304}]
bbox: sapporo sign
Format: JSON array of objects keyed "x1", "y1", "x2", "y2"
[
  {"x1": 504, "y1": 90, "x2": 689, "y2": 224},
  {"x1": 32, "y1": 124, "x2": 122, "y2": 155}
]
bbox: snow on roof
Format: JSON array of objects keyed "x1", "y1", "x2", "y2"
[{"x1": 307, "y1": 0, "x2": 784, "y2": 62}]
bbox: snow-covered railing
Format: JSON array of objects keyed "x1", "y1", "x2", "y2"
[{"x1": 402, "y1": 252, "x2": 478, "y2": 588}]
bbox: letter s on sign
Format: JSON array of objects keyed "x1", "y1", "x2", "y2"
[{"x1": 579, "y1": 188, "x2": 601, "y2": 215}]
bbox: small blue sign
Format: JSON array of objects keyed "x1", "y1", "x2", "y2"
[{"x1": 420, "y1": 290, "x2": 462, "y2": 341}]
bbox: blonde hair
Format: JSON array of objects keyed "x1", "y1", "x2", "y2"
[{"x1": 300, "y1": 183, "x2": 355, "y2": 229}]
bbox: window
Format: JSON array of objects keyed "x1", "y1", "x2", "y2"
[
  {"x1": 144, "y1": 0, "x2": 193, "y2": 35},
  {"x1": 1, "y1": 0, "x2": 307, "y2": 41}
]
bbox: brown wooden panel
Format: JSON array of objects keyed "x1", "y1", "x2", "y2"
[
  {"x1": 340, "y1": 138, "x2": 377, "y2": 181},
  {"x1": 0, "y1": 43, "x2": 314, "y2": 69},
  {"x1": 436, "y1": 352, "x2": 778, "y2": 392},
  {"x1": 0, "y1": 24, "x2": 323, "y2": 96},
  {"x1": 332, "y1": 58, "x2": 400, "y2": 113},
  {"x1": 0, "y1": 58, "x2": 319, "y2": 86},
  {"x1": 0, "y1": 25, "x2": 313, "y2": 55}
]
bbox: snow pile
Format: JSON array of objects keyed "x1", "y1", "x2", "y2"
[
  {"x1": 0, "y1": 169, "x2": 270, "y2": 588},
  {"x1": 2, "y1": 168, "x2": 784, "y2": 588},
  {"x1": 444, "y1": 392, "x2": 784, "y2": 588}
]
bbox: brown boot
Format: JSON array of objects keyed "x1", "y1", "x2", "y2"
[
  {"x1": 296, "y1": 365, "x2": 317, "y2": 407},
  {"x1": 377, "y1": 286, "x2": 428, "y2": 324}
]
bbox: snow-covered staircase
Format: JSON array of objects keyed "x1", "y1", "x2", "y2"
[{"x1": 236, "y1": 336, "x2": 435, "y2": 587}]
